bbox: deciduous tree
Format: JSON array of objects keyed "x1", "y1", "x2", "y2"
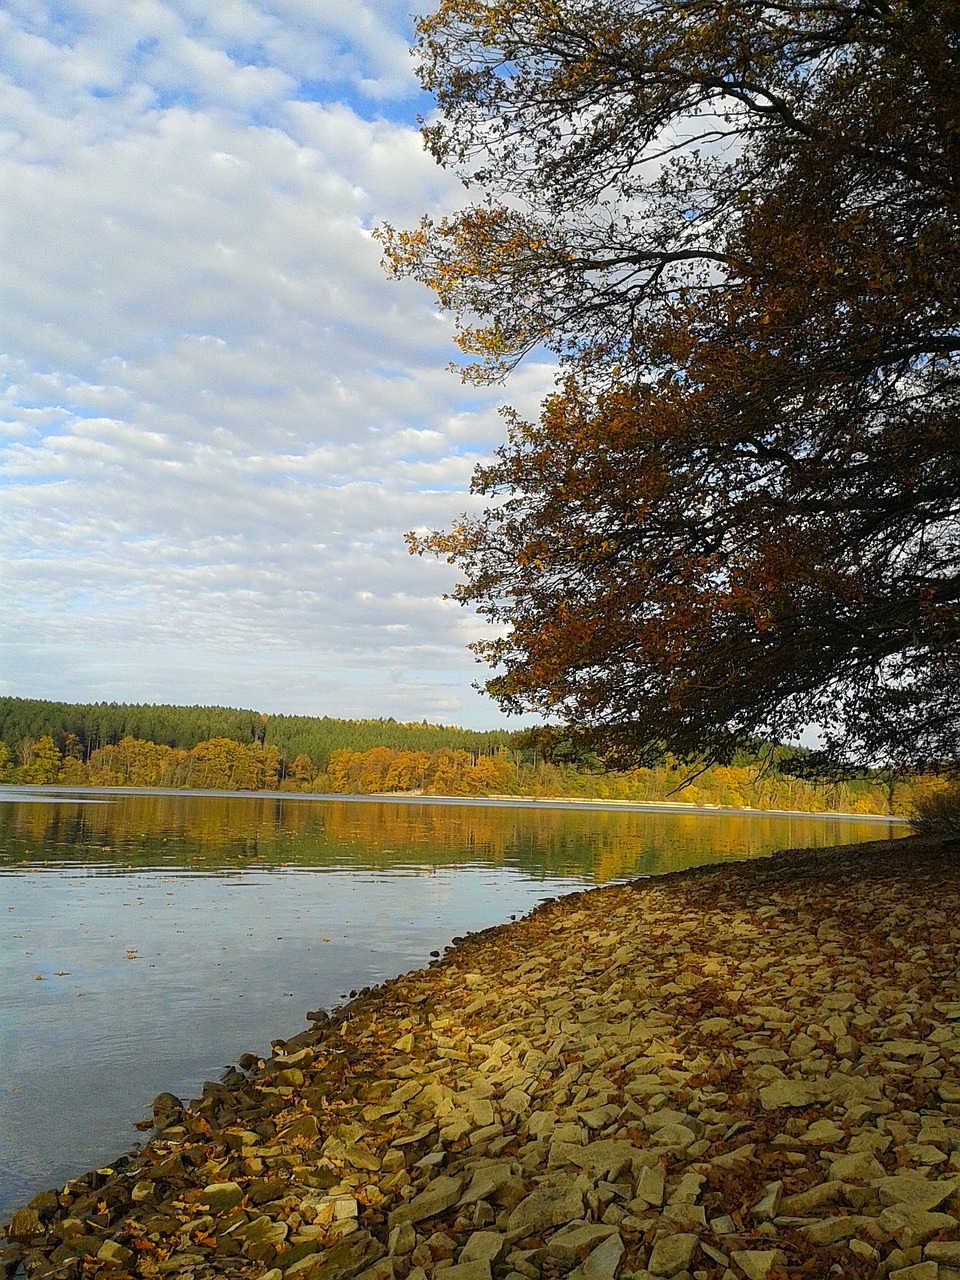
[{"x1": 385, "y1": 0, "x2": 960, "y2": 772}]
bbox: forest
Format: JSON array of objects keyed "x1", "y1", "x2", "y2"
[
  {"x1": 0, "y1": 697, "x2": 944, "y2": 816},
  {"x1": 0, "y1": 697, "x2": 510, "y2": 769}
]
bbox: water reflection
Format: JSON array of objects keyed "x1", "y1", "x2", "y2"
[{"x1": 0, "y1": 789, "x2": 904, "y2": 879}]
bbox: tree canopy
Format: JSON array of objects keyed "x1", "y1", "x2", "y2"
[{"x1": 382, "y1": 0, "x2": 960, "y2": 773}]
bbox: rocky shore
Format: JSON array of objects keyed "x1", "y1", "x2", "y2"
[{"x1": 3, "y1": 835, "x2": 959, "y2": 1280}]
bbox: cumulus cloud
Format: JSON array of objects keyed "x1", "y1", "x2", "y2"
[{"x1": 1, "y1": 0, "x2": 556, "y2": 727}]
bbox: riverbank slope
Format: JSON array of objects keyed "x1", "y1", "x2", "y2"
[{"x1": 3, "y1": 835, "x2": 959, "y2": 1280}]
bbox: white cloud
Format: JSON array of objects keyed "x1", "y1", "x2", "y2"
[{"x1": 1, "y1": 1, "x2": 556, "y2": 728}]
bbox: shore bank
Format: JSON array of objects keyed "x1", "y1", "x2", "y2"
[{"x1": 3, "y1": 835, "x2": 958, "y2": 1280}]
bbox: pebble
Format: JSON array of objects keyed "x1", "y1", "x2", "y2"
[{"x1": 2, "y1": 834, "x2": 959, "y2": 1280}]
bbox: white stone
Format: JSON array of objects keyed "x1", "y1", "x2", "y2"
[
  {"x1": 506, "y1": 1184, "x2": 585, "y2": 1238},
  {"x1": 647, "y1": 1232, "x2": 699, "y2": 1276},
  {"x1": 440, "y1": 1262, "x2": 493, "y2": 1280},
  {"x1": 388, "y1": 1176, "x2": 463, "y2": 1227},
  {"x1": 730, "y1": 1249, "x2": 786, "y2": 1280},
  {"x1": 567, "y1": 1232, "x2": 624, "y2": 1280},
  {"x1": 878, "y1": 1204, "x2": 958, "y2": 1248},
  {"x1": 633, "y1": 1165, "x2": 665, "y2": 1208},
  {"x1": 875, "y1": 1174, "x2": 958, "y2": 1211},
  {"x1": 460, "y1": 1232, "x2": 509, "y2": 1265}
]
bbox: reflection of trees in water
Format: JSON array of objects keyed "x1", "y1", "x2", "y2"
[{"x1": 0, "y1": 795, "x2": 901, "y2": 883}]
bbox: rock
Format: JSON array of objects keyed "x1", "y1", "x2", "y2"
[
  {"x1": 848, "y1": 1239, "x2": 878, "y2": 1261},
  {"x1": 647, "y1": 1123, "x2": 697, "y2": 1151},
  {"x1": 459, "y1": 1163, "x2": 515, "y2": 1206},
  {"x1": 801, "y1": 1118, "x2": 845, "y2": 1144},
  {"x1": 6, "y1": 1209, "x2": 44, "y2": 1242},
  {"x1": 330, "y1": 1196, "x2": 360, "y2": 1220},
  {"x1": 151, "y1": 1092, "x2": 183, "y2": 1120},
  {"x1": 283, "y1": 1113, "x2": 320, "y2": 1142},
  {"x1": 469, "y1": 1098, "x2": 497, "y2": 1128},
  {"x1": 633, "y1": 1166, "x2": 665, "y2": 1208},
  {"x1": 669, "y1": 1172, "x2": 705, "y2": 1205},
  {"x1": 236, "y1": 1215, "x2": 289, "y2": 1246},
  {"x1": 875, "y1": 1174, "x2": 959, "y2": 1211},
  {"x1": 556, "y1": 1139, "x2": 640, "y2": 1177},
  {"x1": 545, "y1": 1224, "x2": 619, "y2": 1264},
  {"x1": 710, "y1": 1143, "x2": 757, "y2": 1168},
  {"x1": 567, "y1": 1232, "x2": 624, "y2": 1279},
  {"x1": 799, "y1": 1216, "x2": 880, "y2": 1246},
  {"x1": 749, "y1": 1181, "x2": 782, "y2": 1221},
  {"x1": 710, "y1": 1215, "x2": 737, "y2": 1235},
  {"x1": 388, "y1": 1224, "x2": 417, "y2": 1256},
  {"x1": 344, "y1": 1144, "x2": 382, "y2": 1170},
  {"x1": 389, "y1": 1176, "x2": 463, "y2": 1227},
  {"x1": 826, "y1": 1151, "x2": 885, "y2": 1182},
  {"x1": 201, "y1": 1180, "x2": 244, "y2": 1211},
  {"x1": 779, "y1": 1180, "x2": 850, "y2": 1215},
  {"x1": 758, "y1": 1081, "x2": 823, "y2": 1109},
  {"x1": 877, "y1": 1204, "x2": 958, "y2": 1248},
  {"x1": 579, "y1": 1104, "x2": 619, "y2": 1130},
  {"x1": 789, "y1": 1032, "x2": 818, "y2": 1060},
  {"x1": 730, "y1": 1250, "x2": 786, "y2": 1280},
  {"x1": 280, "y1": 1242, "x2": 323, "y2": 1276},
  {"x1": 439, "y1": 1262, "x2": 493, "y2": 1280},
  {"x1": 926, "y1": 1242, "x2": 960, "y2": 1266},
  {"x1": 643, "y1": 1110, "x2": 699, "y2": 1134},
  {"x1": 422, "y1": 1230, "x2": 456, "y2": 1261},
  {"x1": 646, "y1": 1233, "x2": 699, "y2": 1276},
  {"x1": 96, "y1": 1240, "x2": 135, "y2": 1267},
  {"x1": 460, "y1": 1232, "x2": 509, "y2": 1265},
  {"x1": 888, "y1": 1266, "x2": 938, "y2": 1280},
  {"x1": 835, "y1": 1035, "x2": 860, "y2": 1059},
  {"x1": 506, "y1": 1184, "x2": 586, "y2": 1238},
  {"x1": 442, "y1": 1113, "x2": 475, "y2": 1143},
  {"x1": 305, "y1": 1234, "x2": 385, "y2": 1280},
  {"x1": 355, "y1": 1262, "x2": 397, "y2": 1280}
]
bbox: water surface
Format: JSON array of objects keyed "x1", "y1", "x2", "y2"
[{"x1": 0, "y1": 789, "x2": 907, "y2": 1221}]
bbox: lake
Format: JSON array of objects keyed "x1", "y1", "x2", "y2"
[{"x1": 0, "y1": 788, "x2": 908, "y2": 1223}]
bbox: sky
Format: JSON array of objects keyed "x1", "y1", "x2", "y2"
[{"x1": 1, "y1": 0, "x2": 557, "y2": 730}]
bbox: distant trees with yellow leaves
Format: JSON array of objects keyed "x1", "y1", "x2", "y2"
[
  {"x1": 325, "y1": 747, "x2": 515, "y2": 797},
  {"x1": 5, "y1": 734, "x2": 281, "y2": 791},
  {"x1": 0, "y1": 731, "x2": 943, "y2": 818}
]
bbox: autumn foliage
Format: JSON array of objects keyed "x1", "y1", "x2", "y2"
[
  {"x1": 2, "y1": 731, "x2": 943, "y2": 816},
  {"x1": 383, "y1": 0, "x2": 960, "y2": 773}
]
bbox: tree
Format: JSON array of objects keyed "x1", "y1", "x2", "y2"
[
  {"x1": 13, "y1": 735, "x2": 62, "y2": 784},
  {"x1": 383, "y1": 0, "x2": 960, "y2": 772}
]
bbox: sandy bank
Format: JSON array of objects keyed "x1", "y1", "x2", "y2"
[{"x1": 3, "y1": 835, "x2": 958, "y2": 1280}]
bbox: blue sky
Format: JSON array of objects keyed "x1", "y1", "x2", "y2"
[{"x1": 1, "y1": 0, "x2": 555, "y2": 728}]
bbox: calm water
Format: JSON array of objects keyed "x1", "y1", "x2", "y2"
[{"x1": 0, "y1": 788, "x2": 907, "y2": 1221}]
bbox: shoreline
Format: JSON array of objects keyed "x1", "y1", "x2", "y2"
[
  {"x1": 0, "y1": 783, "x2": 913, "y2": 825},
  {"x1": 3, "y1": 835, "x2": 957, "y2": 1280}
]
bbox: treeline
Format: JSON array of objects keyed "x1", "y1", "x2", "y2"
[
  {"x1": 261, "y1": 713, "x2": 511, "y2": 768},
  {"x1": 2, "y1": 735, "x2": 283, "y2": 791},
  {"x1": 1, "y1": 732, "x2": 943, "y2": 816},
  {"x1": 0, "y1": 697, "x2": 511, "y2": 770},
  {"x1": 321, "y1": 747, "x2": 933, "y2": 815}
]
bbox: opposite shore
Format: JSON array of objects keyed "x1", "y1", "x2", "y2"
[
  {"x1": 0, "y1": 782, "x2": 914, "y2": 826},
  {"x1": 3, "y1": 833, "x2": 958, "y2": 1280}
]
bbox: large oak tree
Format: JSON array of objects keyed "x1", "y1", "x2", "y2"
[{"x1": 381, "y1": 0, "x2": 960, "y2": 772}]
